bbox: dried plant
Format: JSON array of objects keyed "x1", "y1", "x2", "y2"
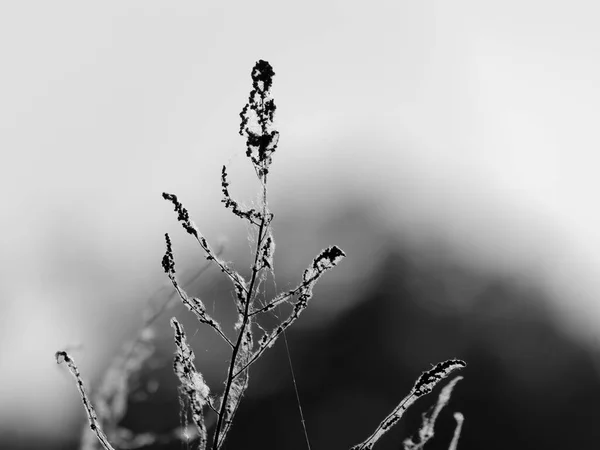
[{"x1": 56, "y1": 60, "x2": 466, "y2": 450}]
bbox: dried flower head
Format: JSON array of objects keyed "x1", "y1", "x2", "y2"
[{"x1": 239, "y1": 59, "x2": 279, "y2": 180}]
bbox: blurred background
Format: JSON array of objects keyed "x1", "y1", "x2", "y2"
[{"x1": 2, "y1": 1, "x2": 600, "y2": 449}]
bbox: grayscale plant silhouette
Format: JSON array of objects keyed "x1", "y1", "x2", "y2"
[{"x1": 55, "y1": 60, "x2": 466, "y2": 450}]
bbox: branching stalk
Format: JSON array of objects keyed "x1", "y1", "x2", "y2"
[{"x1": 55, "y1": 59, "x2": 465, "y2": 450}]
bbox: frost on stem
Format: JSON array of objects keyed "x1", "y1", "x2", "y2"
[
  {"x1": 232, "y1": 245, "x2": 346, "y2": 378},
  {"x1": 162, "y1": 234, "x2": 233, "y2": 348},
  {"x1": 349, "y1": 359, "x2": 466, "y2": 450},
  {"x1": 171, "y1": 318, "x2": 211, "y2": 450},
  {"x1": 250, "y1": 245, "x2": 346, "y2": 316},
  {"x1": 403, "y1": 376, "x2": 463, "y2": 450},
  {"x1": 55, "y1": 351, "x2": 116, "y2": 450}
]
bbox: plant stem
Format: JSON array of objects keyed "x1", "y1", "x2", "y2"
[{"x1": 212, "y1": 179, "x2": 268, "y2": 450}]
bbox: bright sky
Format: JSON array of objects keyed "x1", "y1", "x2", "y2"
[{"x1": 2, "y1": 0, "x2": 600, "y2": 444}]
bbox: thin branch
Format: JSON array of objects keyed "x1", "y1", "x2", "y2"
[
  {"x1": 141, "y1": 244, "x2": 224, "y2": 331},
  {"x1": 162, "y1": 192, "x2": 249, "y2": 297},
  {"x1": 170, "y1": 278, "x2": 234, "y2": 348},
  {"x1": 207, "y1": 397, "x2": 220, "y2": 416},
  {"x1": 350, "y1": 359, "x2": 466, "y2": 450},
  {"x1": 55, "y1": 351, "x2": 116, "y2": 450},
  {"x1": 403, "y1": 376, "x2": 463, "y2": 450},
  {"x1": 233, "y1": 246, "x2": 346, "y2": 379},
  {"x1": 448, "y1": 413, "x2": 464, "y2": 450},
  {"x1": 221, "y1": 165, "x2": 262, "y2": 226},
  {"x1": 249, "y1": 270, "x2": 329, "y2": 317},
  {"x1": 162, "y1": 233, "x2": 234, "y2": 348}
]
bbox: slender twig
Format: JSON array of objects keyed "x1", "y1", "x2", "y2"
[
  {"x1": 162, "y1": 192, "x2": 249, "y2": 298},
  {"x1": 55, "y1": 351, "x2": 116, "y2": 450},
  {"x1": 249, "y1": 270, "x2": 324, "y2": 317},
  {"x1": 233, "y1": 245, "x2": 345, "y2": 380},
  {"x1": 350, "y1": 360, "x2": 466, "y2": 450},
  {"x1": 403, "y1": 376, "x2": 463, "y2": 450},
  {"x1": 170, "y1": 277, "x2": 234, "y2": 348},
  {"x1": 162, "y1": 234, "x2": 234, "y2": 348},
  {"x1": 448, "y1": 412, "x2": 464, "y2": 450}
]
